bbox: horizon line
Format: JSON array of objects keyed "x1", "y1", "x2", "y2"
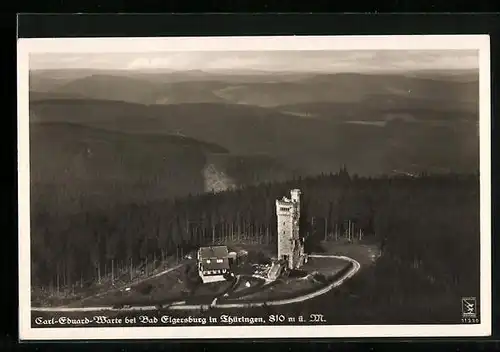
[{"x1": 29, "y1": 67, "x2": 479, "y2": 74}]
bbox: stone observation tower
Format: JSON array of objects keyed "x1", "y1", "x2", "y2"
[{"x1": 276, "y1": 189, "x2": 306, "y2": 269}]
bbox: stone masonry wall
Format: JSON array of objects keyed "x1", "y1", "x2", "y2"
[{"x1": 276, "y1": 190, "x2": 303, "y2": 269}]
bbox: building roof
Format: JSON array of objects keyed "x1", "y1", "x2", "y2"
[{"x1": 198, "y1": 245, "x2": 229, "y2": 258}]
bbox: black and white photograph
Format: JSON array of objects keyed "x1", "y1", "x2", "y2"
[{"x1": 17, "y1": 35, "x2": 491, "y2": 340}]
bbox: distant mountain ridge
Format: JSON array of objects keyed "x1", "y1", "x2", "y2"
[
  {"x1": 31, "y1": 121, "x2": 229, "y2": 153},
  {"x1": 29, "y1": 69, "x2": 479, "y2": 107},
  {"x1": 29, "y1": 98, "x2": 479, "y2": 177},
  {"x1": 28, "y1": 69, "x2": 480, "y2": 214}
]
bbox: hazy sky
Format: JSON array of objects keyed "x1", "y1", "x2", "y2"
[{"x1": 30, "y1": 50, "x2": 479, "y2": 73}]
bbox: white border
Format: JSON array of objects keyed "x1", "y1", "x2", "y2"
[{"x1": 17, "y1": 35, "x2": 491, "y2": 340}]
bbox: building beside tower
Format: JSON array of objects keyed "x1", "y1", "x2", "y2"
[
  {"x1": 276, "y1": 189, "x2": 306, "y2": 270},
  {"x1": 197, "y1": 245, "x2": 230, "y2": 283}
]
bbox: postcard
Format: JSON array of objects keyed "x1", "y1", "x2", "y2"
[{"x1": 17, "y1": 34, "x2": 491, "y2": 340}]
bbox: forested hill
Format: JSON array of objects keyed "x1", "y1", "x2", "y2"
[
  {"x1": 30, "y1": 95, "x2": 479, "y2": 178},
  {"x1": 31, "y1": 171, "x2": 480, "y2": 300},
  {"x1": 29, "y1": 122, "x2": 229, "y2": 213}
]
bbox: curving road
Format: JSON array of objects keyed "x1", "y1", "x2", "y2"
[{"x1": 32, "y1": 255, "x2": 360, "y2": 313}]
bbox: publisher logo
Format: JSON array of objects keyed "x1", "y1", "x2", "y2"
[{"x1": 461, "y1": 297, "x2": 477, "y2": 318}]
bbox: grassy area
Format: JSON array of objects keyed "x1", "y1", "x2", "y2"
[
  {"x1": 319, "y1": 240, "x2": 381, "y2": 267},
  {"x1": 64, "y1": 259, "x2": 237, "y2": 308},
  {"x1": 65, "y1": 264, "x2": 187, "y2": 308},
  {"x1": 39, "y1": 242, "x2": 375, "y2": 309},
  {"x1": 232, "y1": 256, "x2": 350, "y2": 302},
  {"x1": 233, "y1": 277, "x2": 320, "y2": 302},
  {"x1": 32, "y1": 253, "x2": 188, "y2": 308},
  {"x1": 301, "y1": 257, "x2": 351, "y2": 278}
]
